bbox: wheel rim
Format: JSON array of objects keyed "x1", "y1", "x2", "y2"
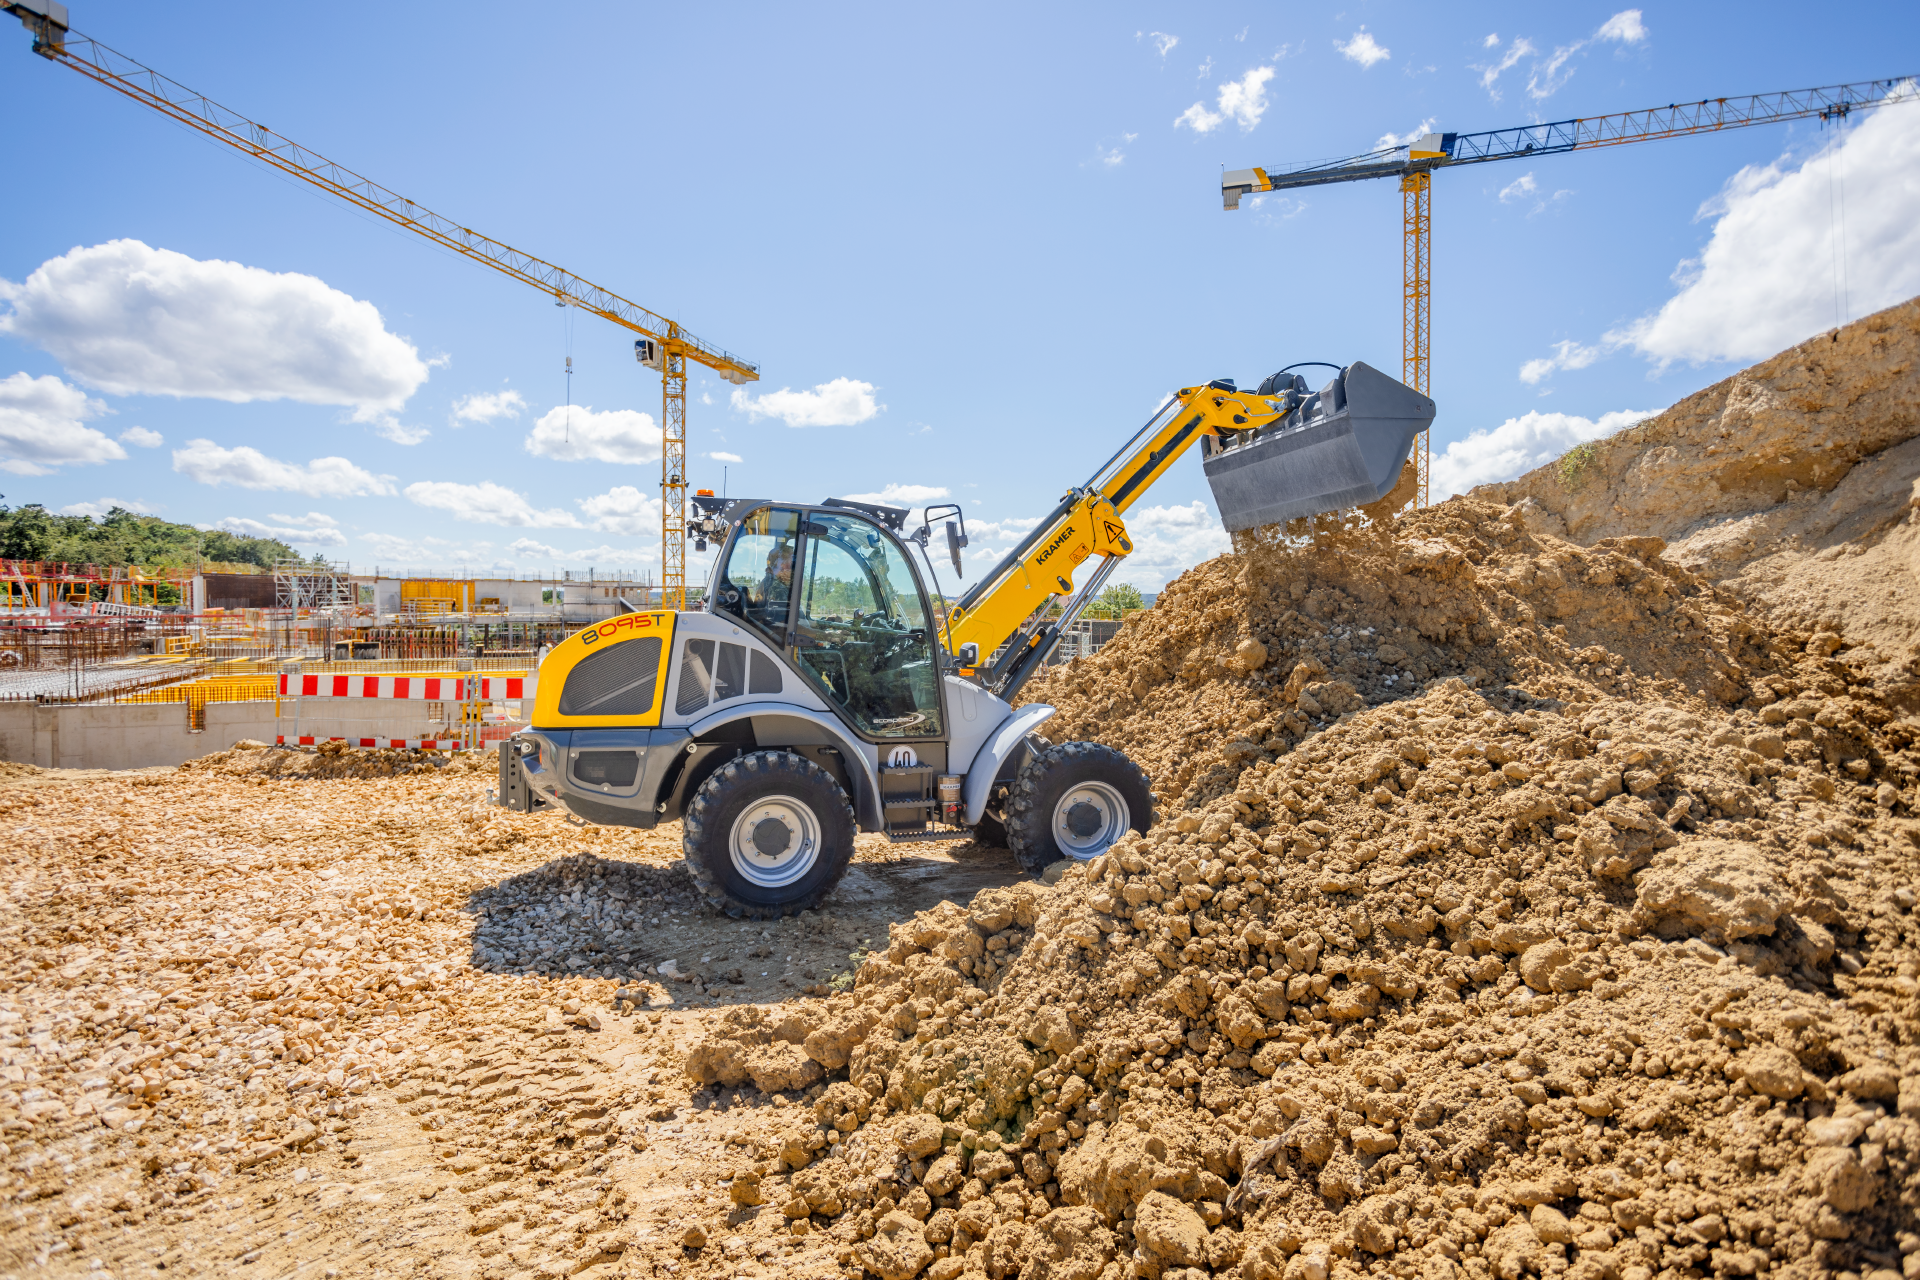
[
  {"x1": 728, "y1": 795, "x2": 822, "y2": 889},
  {"x1": 1051, "y1": 781, "x2": 1130, "y2": 860}
]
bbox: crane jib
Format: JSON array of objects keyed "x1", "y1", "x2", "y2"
[{"x1": 1109, "y1": 416, "x2": 1203, "y2": 509}]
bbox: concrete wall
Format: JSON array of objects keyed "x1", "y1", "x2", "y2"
[{"x1": 0, "y1": 700, "x2": 459, "y2": 771}]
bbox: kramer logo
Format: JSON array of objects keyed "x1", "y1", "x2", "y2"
[{"x1": 1034, "y1": 527, "x2": 1076, "y2": 566}]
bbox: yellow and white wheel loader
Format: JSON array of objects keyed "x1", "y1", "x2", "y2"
[{"x1": 497, "y1": 361, "x2": 1433, "y2": 917}]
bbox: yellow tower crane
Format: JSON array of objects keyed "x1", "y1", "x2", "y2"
[
  {"x1": 1224, "y1": 76, "x2": 1918, "y2": 509},
  {"x1": 6, "y1": 1, "x2": 756, "y2": 610}
]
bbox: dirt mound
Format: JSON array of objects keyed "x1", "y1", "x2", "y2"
[
  {"x1": 183, "y1": 737, "x2": 492, "y2": 780},
  {"x1": 1477, "y1": 295, "x2": 1920, "y2": 668},
  {"x1": 1476, "y1": 297, "x2": 1920, "y2": 551},
  {"x1": 1026, "y1": 499, "x2": 1778, "y2": 812},
  {"x1": 685, "y1": 508, "x2": 1920, "y2": 1278}
]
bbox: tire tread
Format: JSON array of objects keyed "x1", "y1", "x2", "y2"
[
  {"x1": 682, "y1": 750, "x2": 856, "y2": 919},
  {"x1": 1005, "y1": 741, "x2": 1155, "y2": 876}
]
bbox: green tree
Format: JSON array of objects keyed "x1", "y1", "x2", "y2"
[
  {"x1": 1095, "y1": 582, "x2": 1145, "y2": 615},
  {"x1": 0, "y1": 503, "x2": 299, "y2": 568},
  {"x1": 0, "y1": 504, "x2": 52, "y2": 560}
]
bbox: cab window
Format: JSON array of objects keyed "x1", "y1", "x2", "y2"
[
  {"x1": 793, "y1": 512, "x2": 941, "y2": 739},
  {"x1": 714, "y1": 507, "x2": 800, "y2": 636}
]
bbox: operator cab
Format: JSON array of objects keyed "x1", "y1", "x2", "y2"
[{"x1": 710, "y1": 501, "x2": 944, "y2": 742}]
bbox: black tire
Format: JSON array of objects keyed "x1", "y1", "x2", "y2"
[
  {"x1": 973, "y1": 808, "x2": 1010, "y2": 849},
  {"x1": 1006, "y1": 742, "x2": 1154, "y2": 877},
  {"x1": 682, "y1": 750, "x2": 856, "y2": 918}
]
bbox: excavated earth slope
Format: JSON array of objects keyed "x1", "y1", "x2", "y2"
[{"x1": 1477, "y1": 295, "x2": 1920, "y2": 659}]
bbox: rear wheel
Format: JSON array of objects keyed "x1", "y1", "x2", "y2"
[
  {"x1": 1006, "y1": 742, "x2": 1154, "y2": 876},
  {"x1": 683, "y1": 750, "x2": 856, "y2": 918}
]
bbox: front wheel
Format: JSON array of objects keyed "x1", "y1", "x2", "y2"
[
  {"x1": 683, "y1": 751, "x2": 856, "y2": 918},
  {"x1": 1005, "y1": 742, "x2": 1154, "y2": 876}
]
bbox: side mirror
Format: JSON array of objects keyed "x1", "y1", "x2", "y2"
[{"x1": 946, "y1": 520, "x2": 968, "y2": 578}]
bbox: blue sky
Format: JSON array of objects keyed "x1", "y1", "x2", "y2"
[{"x1": 2, "y1": 2, "x2": 1916, "y2": 590}]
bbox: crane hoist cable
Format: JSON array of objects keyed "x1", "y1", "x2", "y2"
[
  {"x1": 4, "y1": 1, "x2": 759, "y2": 610},
  {"x1": 1223, "y1": 75, "x2": 1920, "y2": 510}
]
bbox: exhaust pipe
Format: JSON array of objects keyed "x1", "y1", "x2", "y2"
[{"x1": 1202, "y1": 361, "x2": 1435, "y2": 532}]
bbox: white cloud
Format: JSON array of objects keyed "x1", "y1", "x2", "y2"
[
  {"x1": 451, "y1": 389, "x2": 526, "y2": 425},
  {"x1": 356, "y1": 532, "x2": 519, "y2": 572},
  {"x1": 524, "y1": 404, "x2": 660, "y2": 463},
  {"x1": 1243, "y1": 194, "x2": 1308, "y2": 223},
  {"x1": 370, "y1": 417, "x2": 430, "y2": 445},
  {"x1": 508, "y1": 536, "x2": 566, "y2": 561},
  {"x1": 172, "y1": 439, "x2": 395, "y2": 497},
  {"x1": 1175, "y1": 102, "x2": 1221, "y2": 133},
  {"x1": 1497, "y1": 171, "x2": 1572, "y2": 216},
  {"x1": 1596, "y1": 10, "x2": 1647, "y2": 43},
  {"x1": 0, "y1": 372, "x2": 123, "y2": 475},
  {"x1": 1498, "y1": 173, "x2": 1538, "y2": 203},
  {"x1": 403, "y1": 480, "x2": 583, "y2": 529},
  {"x1": 59, "y1": 497, "x2": 154, "y2": 518},
  {"x1": 577, "y1": 485, "x2": 661, "y2": 536},
  {"x1": 1143, "y1": 31, "x2": 1178, "y2": 58},
  {"x1": 839, "y1": 483, "x2": 951, "y2": 511},
  {"x1": 1475, "y1": 36, "x2": 1534, "y2": 98},
  {"x1": 1336, "y1": 28, "x2": 1390, "y2": 68},
  {"x1": 1527, "y1": 43, "x2": 1583, "y2": 100},
  {"x1": 1376, "y1": 117, "x2": 1439, "y2": 151},
  {"x1": 1112, "y1": 501, "x2": 1233, "y2": 592},
  {"x1": 1174, "y1": 65, "x2": 1276, "y2": 134},
  {"x1": 707, "y1": 450, "x2": 743, "y2": 463},
  {"x1": 1433, "y1": 408, "x2": 1657, "y2": 497},
  {"x1": 1483, "y1": 33, "x2": 1501, "y2": 48},
  {"x1": 0, "y1": 240, "x2": 430, "y2": 411},
  {"x1": 1518, "y1": 339, "x2": 1603, "y2": 384},
  {"x1": 215, "y1": 513, "x2": 347, "y2": 547},
  {"x1": 1606, "y1": 100, "x2": 1920, "y2": 367},
  {"x1": 268, "y1": 511, "x2": 340, "y2": 530},
  {"x1": 118, "y1": 425, "x2": 163, "y2": 448},
  {"x1": 730, "y1": 377, "x2": 881, "y2": 428},
  {"x1": 1196, "y1": 57, "x2": 1213, "y2": 79},
  {"x1": 1092, "y1": 132, "x2": 1139, "y2": 167}
]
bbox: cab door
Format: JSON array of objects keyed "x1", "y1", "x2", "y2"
[{"x1": 790, "y1": 510, "x2": 944, "y2": 742}]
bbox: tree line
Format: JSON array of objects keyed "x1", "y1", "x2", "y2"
[{"x1": 0, "y1": 503, "x2": 318, "y2": 570}]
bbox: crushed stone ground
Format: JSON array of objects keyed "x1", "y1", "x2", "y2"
[{"x1": 6, "y1": 302, "x2": 1920, "y2": 1280}]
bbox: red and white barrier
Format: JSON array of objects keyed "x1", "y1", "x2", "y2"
[
  {"x1": 278, "y1": 674, "x2": 471, "y2": 700},
  {"x1": 276, "y1": 735, "x2": 470, "y2": 751},
  {"x1": 277, "y1": 671, "x2": 532, "y2": 753},
  {"x1": 276, "y1": 674, "x2": 532, "y2": 700}
]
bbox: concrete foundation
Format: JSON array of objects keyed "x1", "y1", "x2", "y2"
[{"x1": 0, "y1": 700, "x2": 465, "y2": 771}]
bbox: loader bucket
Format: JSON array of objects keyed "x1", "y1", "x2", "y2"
[{"x1": 1202, "y1": 360, "x2": 1435, "y2": 532}]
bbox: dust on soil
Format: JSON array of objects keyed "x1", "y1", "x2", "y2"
[{"x1": 5, "y1": 299, "x2": 1920, "y2": 1280}]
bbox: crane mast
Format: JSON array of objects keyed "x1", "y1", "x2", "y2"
[
  {"x1": 1225, "y1": 76, "x2": 1919, "y2": 511},
  {"x1": 6, "y1": 1, "x2": 757, "y2": 610}
]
